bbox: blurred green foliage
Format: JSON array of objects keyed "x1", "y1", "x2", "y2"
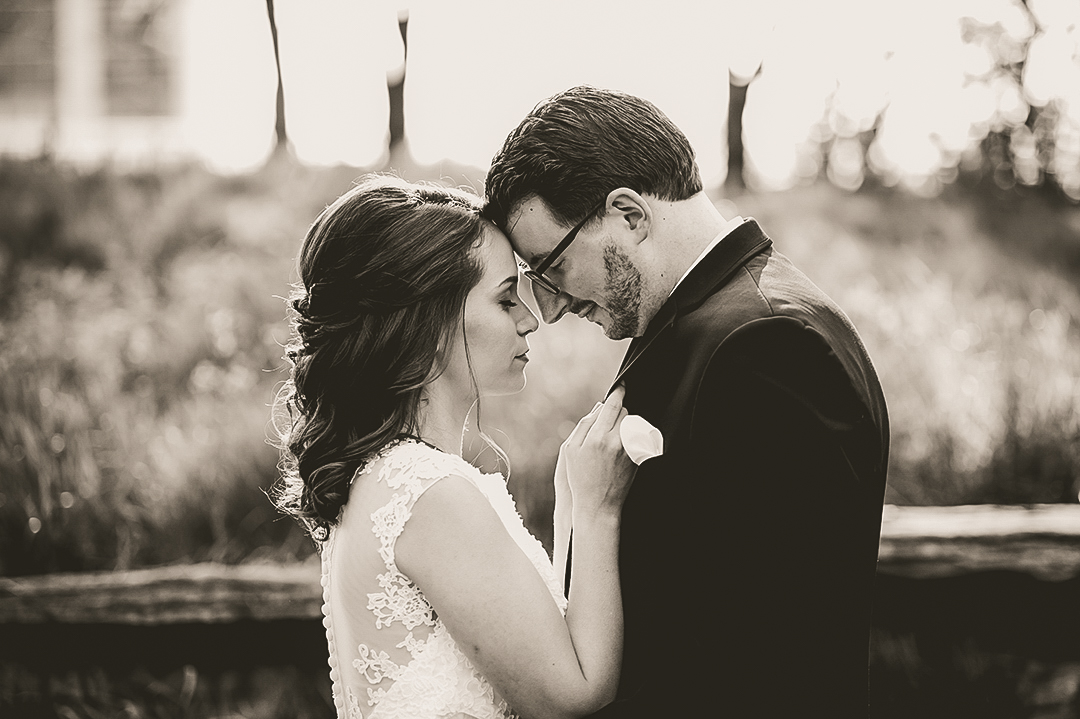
[{"x1": 0, "y1": 157, "x2": 1078, "y2": 577}]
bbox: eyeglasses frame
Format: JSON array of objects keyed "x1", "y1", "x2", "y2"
[{"x1": 521, "y1": 198, "x2": 607, "y2": 296}]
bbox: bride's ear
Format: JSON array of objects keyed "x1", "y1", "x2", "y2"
[
  {"x1": 606, "y1": 188, "x2": 650, "y2": 244},
  {"x1": 432, "y1": 332, "x2": 449, "y2": 369}
]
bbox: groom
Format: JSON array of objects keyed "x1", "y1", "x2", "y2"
[{"x1": 484, "y1": 86, "x2": 890, "y2": 717}]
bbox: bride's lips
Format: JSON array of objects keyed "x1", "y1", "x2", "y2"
[{"x1": 515, "y1": 350, "x2": 529, "y2": 363}]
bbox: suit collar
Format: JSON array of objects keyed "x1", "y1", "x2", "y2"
[
  {"x1": 669, "y1": 218, "x2": 772, "y2": 314},
  {"x1": 612, "y1": 219, "x2": 772, "y2": 387}
]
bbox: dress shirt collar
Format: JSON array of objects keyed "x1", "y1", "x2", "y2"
[{"x1": 669, "y1": 215, "x2": 746, "y2": 296}]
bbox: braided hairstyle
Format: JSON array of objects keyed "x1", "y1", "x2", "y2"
[{"x1": 272, "y1": 175, "x2": 485, "y2": 540}]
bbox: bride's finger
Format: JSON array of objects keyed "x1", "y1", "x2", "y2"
[
  {"x1": 590, "y1": 385, "x2": 625, "y2": 437},
  {"x1": 566, "y1": 401, "x2": 602, "y2": 448}
]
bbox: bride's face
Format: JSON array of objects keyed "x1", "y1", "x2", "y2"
[{"x1": 444, "y1": 225, "x2": 539, "y2": 397}]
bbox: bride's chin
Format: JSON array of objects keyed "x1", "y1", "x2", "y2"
[
  {"x1": 483, "y1": 372, "x2": 528, "y2": 397},
  {"x1": 511, "y1": 368, "x2": 529, "y2": 394}
]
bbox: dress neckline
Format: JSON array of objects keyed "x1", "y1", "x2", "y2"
[{"x1": 397, "y1": 433, "x2": 445, "y2": 453}]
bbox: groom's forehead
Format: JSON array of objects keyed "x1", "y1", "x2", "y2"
[{"x1": 506, "y1": 197, "x2": 564, "y2": 266}]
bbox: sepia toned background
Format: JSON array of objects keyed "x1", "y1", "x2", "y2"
[{"x1": 1, "y1": 0, "x2": 1079, "y2": 716}]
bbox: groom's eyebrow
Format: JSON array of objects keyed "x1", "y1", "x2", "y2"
[{"x1": 514, "y1": 249, "x2": 546, "y2": 269}]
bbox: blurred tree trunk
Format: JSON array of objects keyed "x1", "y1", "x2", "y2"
[
  {"x1": 725, "y1": 66, "x2": 760, "y2": 194},
  {"x1": 266, "y1": 0, "x2": 289, "y2": 155},
  {"x1": 387, "y1": 11, "x2": 409, "y2": 160}
]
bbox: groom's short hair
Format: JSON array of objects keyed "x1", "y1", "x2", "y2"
[{"x1": 483, "y1": 86, "x2": 703, "y2": 230}]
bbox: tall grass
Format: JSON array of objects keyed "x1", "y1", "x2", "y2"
[
  {"x1": 1, "y1": 158, "x2": 1078, "y2": 576},
  {"x1": 0, "y1": 158, "x2": 360, "y2": 574},
  {"x1": 739, "y1": 183, "x2": 1080, "y2": 505}
]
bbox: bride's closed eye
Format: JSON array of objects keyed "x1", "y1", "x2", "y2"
[{"x1": 499, "y1": 281, "x2": 523, "y2": 310}]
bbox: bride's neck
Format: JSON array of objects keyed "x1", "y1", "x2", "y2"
[{"x1": 416, "y1": 378, "x2": 475, "y2": 456}]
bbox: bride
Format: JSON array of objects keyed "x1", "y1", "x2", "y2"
[{"x1": 273, "y1": 175, "x2": 637, "y2": 718}]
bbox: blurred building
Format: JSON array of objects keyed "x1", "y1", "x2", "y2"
[
  {"x1": 0, "y1": 0, "x2": 281, "y2": 170},
  {"x1": 1, "y1": 0, "x2": 178, "y2": 163}
]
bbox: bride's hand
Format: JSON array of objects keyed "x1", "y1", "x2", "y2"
[{"x1": 560, "y1": 386, "x2": 637, "y2": 518}]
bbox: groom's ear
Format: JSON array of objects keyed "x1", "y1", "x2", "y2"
[{"x1": 606, "y1": 188, "x2": 650, "y2": 245}]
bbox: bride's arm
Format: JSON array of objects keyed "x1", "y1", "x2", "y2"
[
  {"x1": 552, "y1": 437, "x2": 573, "y2": 594},
  {"x1": 396, "y1": 390, "x2": 635, "y2": 719}
]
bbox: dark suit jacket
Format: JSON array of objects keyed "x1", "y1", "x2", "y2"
[{"x1": 588, "y1": 219, "x2": 889, "y2": 718}]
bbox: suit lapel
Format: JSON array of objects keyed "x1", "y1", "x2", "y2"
[
  {"x1": 571, "y1": 221, "x2": 772, "y2": 596},
  {"x1": 612, "y1": 219, "x2": 772, "y2": 388},
  {"x1": 612, "y1": 299, "x2": 676, "y2": 387}
]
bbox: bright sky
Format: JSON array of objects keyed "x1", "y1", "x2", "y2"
[{"x1": 177, "y1": 0, "x2": 1080, "y2": 192}]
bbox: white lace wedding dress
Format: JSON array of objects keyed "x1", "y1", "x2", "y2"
[{"x1": 320, "y1": 438, "x2": 567, "y2": 719}]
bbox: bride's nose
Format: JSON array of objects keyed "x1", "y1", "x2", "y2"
[{"x1": 518, "y1": 303, "x2": 539, "y2": 335}]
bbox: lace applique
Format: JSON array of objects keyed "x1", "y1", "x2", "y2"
[
  {"x1": 366, "y1": 474, "x2": 439, "y2": 631},
  {"x1": 353, "y1": 644, "x2": 402, "y2": 685},
  {"x1": 345, "y1": 687, "x2": 362, "y2": 718},
  {"x1": 322, "y1": 439, "x2": 560, "y2": 719},
  {"x1": 370, "y1": 493, "x2": 411, "y2": 565},
  {"x1": 397, "y1": 631, "x2": 424, "y2": 655},
  {"x1": 366, "y1": 624, "x2": 517, "y2": 719},
  {"x1": 366, "y1": 566, "x2": 434, "y2": 630},
  {"x1": 379, "y1": 446, "x2": 461, "y2": 491},
  {"x1": 366, "y1": 685, "x2": 387, "y2": 709}
]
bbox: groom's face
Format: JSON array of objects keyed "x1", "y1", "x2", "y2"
[{"x1": 506, "y1": 196, "x2": 644, "y2": 340}]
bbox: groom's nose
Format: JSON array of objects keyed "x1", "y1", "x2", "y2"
[{"x1": 532, "y1": 285, "x2": 575, "y2": 324}]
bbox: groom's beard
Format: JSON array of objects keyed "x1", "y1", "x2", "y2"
[{"x1": 602, "y1": 244, "x2": 643, "y2": 340}]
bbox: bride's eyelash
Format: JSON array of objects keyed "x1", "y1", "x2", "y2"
[{"x1": 499, "y1": 299, "x2": 518, "y2": 309}]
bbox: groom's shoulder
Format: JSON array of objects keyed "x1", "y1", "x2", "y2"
[
  {"x1": 676, "y1": 245, "x2": 867, "y2": 370},
  {"x1": 679, "y1": 247, "x2": 825, "y2": 334},
  {"x1": 738, "y1": 245, "x2": 840, "y2": 317}
]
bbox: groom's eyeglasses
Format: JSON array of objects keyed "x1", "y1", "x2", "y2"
[{"x1": 520, "y1": 199, "x2": 606, "y2": 296}]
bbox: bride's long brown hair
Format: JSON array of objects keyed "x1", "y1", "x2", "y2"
[{"x1": 272, "y1": 175, "x2": 486, "y2": 540}]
